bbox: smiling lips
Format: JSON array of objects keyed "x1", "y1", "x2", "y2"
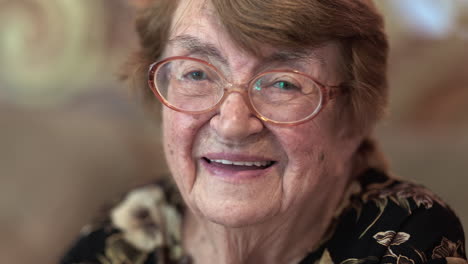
[
  {"x1": 206, "y1": 158, "x2": 273, "y2": 168},
  {"x1": 202, "y1": 155, "x2": 276, "y2": 175}
]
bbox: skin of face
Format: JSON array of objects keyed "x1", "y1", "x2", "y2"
[{"x1": 161, "y1": 0, "x2": 364, "y2": 230}]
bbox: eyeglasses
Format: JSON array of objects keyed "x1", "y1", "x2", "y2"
[{"x1": 148, "y1": 56, "x2": 342, "y2": 126}]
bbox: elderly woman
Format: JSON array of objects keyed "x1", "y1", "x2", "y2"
[{"x1": 61, "y1": 0, "x2": 466, "y2": 263}]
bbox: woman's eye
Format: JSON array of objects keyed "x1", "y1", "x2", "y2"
[
  {"x1": 186, "y1": 71, "x2": 207, "y2": 81},
  {"x1": 273, "y1": 81, "x2": 299, "y2": 91}
]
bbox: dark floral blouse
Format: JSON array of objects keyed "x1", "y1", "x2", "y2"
[{"x1": 60, "y1": 169, "x2": 467, "y2": 264}]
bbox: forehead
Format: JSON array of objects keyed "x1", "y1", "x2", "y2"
[
  {"x1": 170, "y1": 0, "x2": 320, "y2": 55},
  {"x1": 169, "y1": 0, "x2": 247, "y2": 55},
  {"x1": 166, "y1": 0, "x2": 344, "y2": 80},
  {"x1": 171, "y1": 0, "x2": 215, "y2": 33}
]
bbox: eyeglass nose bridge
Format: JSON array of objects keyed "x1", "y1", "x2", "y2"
[
  {"x1": 223, "y1": 82, "x2": 248, "y2": 94},
  {"x1": 215, "y1": 81, "x2": 261, "y2": 119}
]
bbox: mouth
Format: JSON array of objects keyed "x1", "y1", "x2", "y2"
[
  {"x1": 200, "y1": 153, "x2": 277, "y2": 181},
  {"x1": 202, "y1": 157, "x2": 275, "y2": 171}
]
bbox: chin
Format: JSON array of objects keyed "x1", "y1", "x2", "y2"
[{"x1": 195, "y1": 197, "x2": 280, "y2": 228}]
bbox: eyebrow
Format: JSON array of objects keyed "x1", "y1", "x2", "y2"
[
  {"x1": 169, "y1": 35, "x2": 229, "y2": 65},
  {"x1": 168, "y1": 34, "x2": 326, "y2": 69},
  {"x1": 263, "y1": 49, "x2": 326, "y2": 69}
]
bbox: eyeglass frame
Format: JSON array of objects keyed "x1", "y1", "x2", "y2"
[{"x1": 148, "y1": 56, "x2": 343, "y2": 126}]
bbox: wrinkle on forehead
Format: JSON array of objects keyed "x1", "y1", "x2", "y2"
[
  {"x1": 167, "y1": 0, "x2": 343, "y2": 83},
  {"x1": 171, "y1": 0, "x2": 214, "y2": 34},
  {"x1": 169, "y1": 0, "x2": 331, "y2": 62},
  {"x1": 168, "y1": 34, "x2": 328, "y2": 69},
  {"x1": 168, "y1": 35, "x2": 229, "y2": 66}
]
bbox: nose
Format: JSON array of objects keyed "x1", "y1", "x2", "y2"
[{"x1": 210, "y1": 92, "x2": 264, "y2": 141}]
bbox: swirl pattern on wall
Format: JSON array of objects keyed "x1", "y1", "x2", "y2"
[{"x1": 0, "y1": 1, "x2": 112, "y2": 105}]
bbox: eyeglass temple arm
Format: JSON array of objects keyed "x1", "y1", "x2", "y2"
[{"x1": 328, "y1": 83, "x2": 348, "y2": 100}]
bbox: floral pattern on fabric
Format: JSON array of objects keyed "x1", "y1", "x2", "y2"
[
  {"x1": 61, "y1": 169, "x2": 467, "y2": 264},
  {"x1": 97, "y1": 233, "x2": 149, "y2": 264},
  {"x1": 350, "y1": 175, "x2": 450, "y2": 239},
  {"x1": 60, "y1": 179, "x2": 191, "y2": 264},
  {"x1": 373, "y1": 231, "x2": 410, "y2": 247},
  {"x1": 432, "y1": 237, "x2": 466, "y2": 259}
]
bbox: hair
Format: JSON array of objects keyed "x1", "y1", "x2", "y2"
[{"x1": 123, "y1": 0, "x2": 388, "y2": 132}]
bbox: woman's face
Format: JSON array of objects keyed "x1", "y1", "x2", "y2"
[{"x1": 162, "y1": 0, "x2": 362, "y2": 227}]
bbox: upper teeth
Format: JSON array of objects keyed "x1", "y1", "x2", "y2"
[{"x1": 209, "y1": 159, "x2": 272, "y2": 167}]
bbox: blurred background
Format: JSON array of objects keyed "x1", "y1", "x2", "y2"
[{"x1": 0, "y1": 0, "x2": 467, "y2": 263}]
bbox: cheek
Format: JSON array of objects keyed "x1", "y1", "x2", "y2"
[
  {"x1": 272, "y1": 120, "x2": 341, "y2": 202},
  {"x1": 274, "y1": 126, "x2": 321, "y2": 179},
  {"x1": 282, "y1": 132, "x2": 324, "y2": 177},
  {"x1": 163, "y1": 110, "x2": 211, "y2": 191},
  {"x1": 279, "y1": 116, "x2": 357, "y2": 188},
  {"x1": 163, "y1": 110, "x2": 205, "y2": 151},
  {"x1": 277, "y1": 122, "x2": 328, "y2": 167}
]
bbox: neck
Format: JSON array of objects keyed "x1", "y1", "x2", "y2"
[{"x1": 183, "y1": 187, "x2": 345, "y2": 264}]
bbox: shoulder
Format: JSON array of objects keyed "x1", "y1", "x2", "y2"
[
  {"x1": 60, "y1": 178, "x2": 190, "y2": 264},
  {"x1": 321, "y1": 169, "x2": 467, "y2": 264}
]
